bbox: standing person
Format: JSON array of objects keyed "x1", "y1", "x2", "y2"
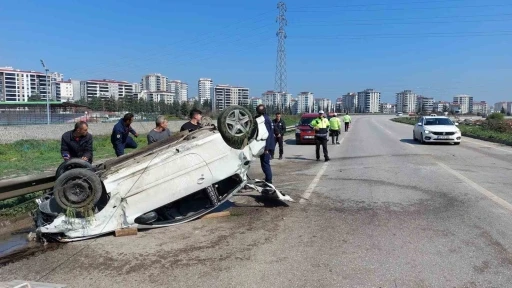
[
  {"x1": 272, "y1": 112, "x2": 286, "y2": 160},
  {"x1": 310, "y1": 110, "x2": 330, "y2": 162},
  {"x1": 329, "y1": 113, "x2": 341, "y2": 144},
  {"x1": 256, "y1": 104, "x2": 275, "y2": 183},
  {"x1": 343, "y1": 112, "x2": 352, "y2": 132},
  {"x1": 60, "y1": 121, "x2": 93, "y2": 163},
  {"x1": 180, "y1": 108, "x2": 203, "y2": 132},
  {"x1": 147, "y1": 115, "x2": 172, "y2": 144},
  {"x1": 111, "y1": 113, "x2": 139, "y2": 157}
]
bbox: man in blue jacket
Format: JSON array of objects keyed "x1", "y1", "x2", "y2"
[
  {"x1": 111, "y1": 113, "x2": 139, "y2": 157},
  {"x1": 256, "y1": 104, "x2": 275, "y2": 184}
]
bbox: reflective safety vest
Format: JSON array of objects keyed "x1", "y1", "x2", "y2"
[
  {"x1": 329, "y1": 117, "x2": 341, "y2": 130},
  {"x1": 310, "y1": 117, "x2": 330, "y2": 137},
  {"x1": 343, "y1": 115, "x2": 352, "y2": 123}
]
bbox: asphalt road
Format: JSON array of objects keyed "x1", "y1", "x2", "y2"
[{"x1": 2, "y1": 115, "x2": 512, "y2": 287}]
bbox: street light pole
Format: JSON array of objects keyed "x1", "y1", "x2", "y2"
[{"x1": 40, "y1": 60, "x2": 50, "y2": 125}]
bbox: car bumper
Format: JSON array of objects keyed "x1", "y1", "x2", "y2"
[
  {"x1": 296, "y1": 133, "x2": 316, "y2": 143},
  {"x1": 423, "y1": 134, "x2": 462, "y2": 143}
]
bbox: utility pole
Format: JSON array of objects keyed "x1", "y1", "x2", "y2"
[
  {"x1": 40, "y1": 59, "x2": 50, "y2": 125},
  {"x1": 274, "y1": 1, "x2": 287, "y2": 94}
]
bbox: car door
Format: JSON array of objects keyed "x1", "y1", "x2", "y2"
[{"x1": 414, "y1": 117, "x2": 423, "y2": 137}]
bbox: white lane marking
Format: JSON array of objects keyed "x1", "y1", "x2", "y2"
[
  {"x1": 437, "y1": 161, "x2": 512, "y2": 212},
  {"x1": 299, "y1": 162, "x2": 329, "y2": 204},
  {"x1": 463, "y1": 139, "x2": 512, "y2": 154}
]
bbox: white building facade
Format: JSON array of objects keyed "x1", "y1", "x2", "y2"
[
  {"x1": 396, "y1": 90, "x2": 418, "y2": 113},
  {"x1": 357, "y1": 89, "x2": 381, "y2": 113},
  {"x1": 0, "y1": 67, "x2": 51, "y2": 102},
  {"x1": 296, "y1": 92, "x2": 314, "y2": 114},
  {"x1": 453, "y1": 94, "x2": 473, "y2": 114},
  {"x1": 198, "y1": 78, "x2": 213, "y2": 104}
]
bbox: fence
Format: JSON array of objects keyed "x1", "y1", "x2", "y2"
[{"x1": 0, "y1": 111, "x2": 161, "y2": 126}]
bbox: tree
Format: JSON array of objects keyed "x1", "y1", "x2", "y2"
[
  {"x1": 487, "y1": 112, "x2": 505, "y2": 121},
  {"x1": 501, "y1": 107, "x2": 506, "y2": 114},
  {"x1": 105, "y1": 96, "x2": 117, "y2": 112},
  {"x1": 172, "y1": 100, "x2": 181, "y2": 117},
  {"x1": 202, "y1": 99, "x2": 211, "y2": 111},
  {"x1": 28, "y1": 93, "x2": 41, "y2": 102},
  {"x1": 442, "y1": 105, "x2": 449, "y2": 113},
  {"x1": 180, "y1": 101, "x2": 190, "y2": 117},
  {"x1": 192, "y1": 100, "x2": 200, "y2": 109}
]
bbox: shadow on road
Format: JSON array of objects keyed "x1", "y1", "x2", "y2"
[
  {"x1": 234, "y1": 195, "x2": 290, "y2": 208},
  {"x1": 284, "y1": 139, "x2": 298, "y2": 145},
  {"x1": 400, "y1": 139, "x2": 422, "y2": 145},
  {"x1": 285, "y1": 155, "x2": 312, "y2": 161}
]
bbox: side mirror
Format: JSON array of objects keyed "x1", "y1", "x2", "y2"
[{"x1": 455, "y1": 122, "x2": 459, "y2": 126}]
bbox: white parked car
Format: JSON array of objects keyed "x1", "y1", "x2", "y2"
[
  {"x1": 413, "y1": 116, "x2": 461, "y2": 145},
  {"x1": 33, "y1": 106, "x2": 293, "y2": 242}
]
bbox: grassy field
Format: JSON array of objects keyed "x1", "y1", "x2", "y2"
[
  {"x1": 0, "y1": 134, "x2": 149, "y2": 178},
  {"x1": 391, "y1": 117, "x2": 512, "y2": 146}
]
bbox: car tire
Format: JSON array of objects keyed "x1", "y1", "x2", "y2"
[
  {"x1": 54, "y1": 168, "x2": 103, "y2": 210},
  {"x1": 295, "y1": 136, "x2": 301, "y2": 145},
  {"x1": 217, "y1": 105, "x2": 256, "y2": 149},
  {"x1": 56, "y1": 159, "x2": 94, "y2": 179},
  {"x1": 420, "y1": 133, "x2": 424, "y2": 144},
  {"x1": 413, "y1": 131, "x2": 417, "y2": 141}
]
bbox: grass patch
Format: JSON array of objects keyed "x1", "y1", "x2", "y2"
[
  {"x1": 0, "y1": 134, "x2": 149, "y2": 178},
  {"x1": 391, "y1": 117, "x2": 512, "y2": 146}
]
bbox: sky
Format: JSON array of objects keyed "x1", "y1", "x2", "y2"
[{"x1": 0, "y1": 0, "x2": 511, "y2": 104}]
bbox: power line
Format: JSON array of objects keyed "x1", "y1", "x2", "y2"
[
  {"x1": 288, "y1": 3, "x2": 512, "y2": 13},
  {"x1": 288, "y1": 13, "x2": 512, "y2": 22},
  {"x1": 275, "y1": 1, "x2": 287, "y2": 93},
  {"x1": 62, "y1": 10, "x2": 275, "y2": 77},
  {"x1": 290, "y1": 18, "x2": 512, "y2": 27},
  {"x1": 288, "y1": 31, "x2": 512, "y2": 40},
  {"x1": 292, "y1": 0, "x2": 470, "y2": 9}
]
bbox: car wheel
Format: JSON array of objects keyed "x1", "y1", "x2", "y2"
[
  {"x1": 295, "y1": 136, "x2": 301, "y2": 145},
  {"x1": 413, "y1": 131, "x2": 417, "y2": 141},
  {"x1": 217, "y1": 105, "x2": 256, "y2": 149},
  {"x1": 54, "y1": 168, "x2": 103, "y2": 210},
  {"x1": 56, "y1": 158, "x2": 94, "y2": 179},
  {"x1": 420, "y1": 133, "x2": 424, "y2": 144}
]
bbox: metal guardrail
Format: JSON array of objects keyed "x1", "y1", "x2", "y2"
[{"x1": 0, "y1": 125, "x2": 297, "y2": 201}]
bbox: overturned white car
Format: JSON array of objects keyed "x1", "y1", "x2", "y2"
[{"x1": 33, "y1": 106, "x2": 292, "y2": 242}]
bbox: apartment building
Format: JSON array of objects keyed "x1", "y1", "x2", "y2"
[
  {"x1": 296, "y1": 92, "x2": 314, "y2": 114},
  {"x1": 0, "y1": 66, "x2": 51, "y2": 102},
  {"x1": 470, "y1": 101, "x2": 487, "y2": 115},
  {"x1": 335, "y1": 97, "x2": 343, "y2": 113},
  {"x1": 141, "y1": 73, "x2": 168, "y2": 92},
  {"x1": 198, "y1": 78, "x2": 213, "y2": 104},
  {"x1": 261, "y1": 90, "x2": 292, "y2": 111},
  {"x1": 419, "y1": 97, "x2": 434, "y2": 114},
  {"x1": 450, "y1": 103, "x2": 461, "y2": 113},
  {"x1": 494, "y1": 102, "x2": 509, "y2": 113},
  {"x1": 396, "y1": 90, "x2": 417, "y2": 113},
  {"x1": 146, "y1": 91, "x2": 176, "y2": 104},
  {"x1": 357, "y1": 89, "x2": 381, "y2": 113},
  {"x1": 380, "y1": 103, "x2": 396, "y2": 114},
  {"x1": 52, "y1": 80, "x2": 74, "y2": 102},
  {"x1": 214, "y1": 85, "x2": 250, "y2": 111},
  {"x1": 315, "y1": 98, "x2": 332, "y2": 113},
  {"x1": 342, "y1": 92, "x2": 358, "y2": 113},
  {"x1": 167, "y1": 80, "x2": 188, "y2": 102},
  {"x1": 80, "y1": 79, "x2": 134, "y2": 101},
  {"x1": 453, "y1": 94, "x2": 473, "y2": 114},
  {"x1": 433, "y1": 101, "x2": 450, "y2": 113},
  {"x1": 251, "y1": 97, "x2": 263, "y2": 107}
]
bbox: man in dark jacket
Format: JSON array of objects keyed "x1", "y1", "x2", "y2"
[
  {"x1": 256, "y1": 104, "x2": 275, "y2": 184},
  {"x1": 272, "y1": 112, "x2": 286, "y2": 160},
  {"x1": 111, "y1": 113, "x2": 139, "y2": 157},
  {"x1": 60, "y1": 121, "x2": 93, "y2": 163}
]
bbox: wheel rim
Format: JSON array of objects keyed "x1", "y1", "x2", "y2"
[
  {"x1": 59, "y1": 177, "x2": 94, "y2": 207},
  {"x1": 225, "y1": 109, "x2": 252, "y2": 136}
]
